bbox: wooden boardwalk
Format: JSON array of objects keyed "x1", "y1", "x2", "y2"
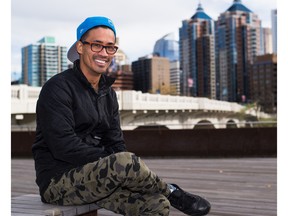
[{"x1": 12, "y1": 157, "x2": 277, "y2": 216}]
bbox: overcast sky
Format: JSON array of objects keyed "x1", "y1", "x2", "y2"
[
  {"x1": 4, "y1": 2, "x2": 288, "y2": 211},
  {"x1": 11, "y1": 0, "x2": 276, "y2": 75}
]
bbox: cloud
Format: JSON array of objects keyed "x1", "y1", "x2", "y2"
[{"x1": 11, "y1": 0, "x2": 277, "y2": 73}]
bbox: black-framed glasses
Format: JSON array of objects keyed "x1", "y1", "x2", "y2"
[{"x1": 81, "y1": 41, "x2": 118, "y2": 55}]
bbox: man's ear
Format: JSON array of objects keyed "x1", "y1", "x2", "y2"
[{"x1": 76, "y1": 41, "x2": 83, "y2": 55}]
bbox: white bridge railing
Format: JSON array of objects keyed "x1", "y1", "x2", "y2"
[
  {"x1": 121, "y1": 91, "x2": 243, "y2": 112},
  {"x1": 11, "y1": 84, "x2": 244, "y2": 114}
]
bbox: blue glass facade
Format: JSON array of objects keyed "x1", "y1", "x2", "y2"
[
  {"x1": 21, "y1": 37, "x2": 67, "y2": 87},
  {"x1": 179, "y1": 0, "x2": 264, "y2": 102},
  {"x1": 179, "y1": 3, "x2": 216, "y2": 98},
  {"x1": 215, "y1": 0, "x2": 262, "y2": 102},
  {"x1": 153, "y1": 33, "x2": 181, "y2": 95},
  {"x1": 153, "y1": 33, "x2": 179, "y2": 62}
]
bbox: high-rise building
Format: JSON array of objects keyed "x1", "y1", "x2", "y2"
[
  {"x1": 170, "y1": 60, "x2": 181, "y2": 95},
  {"x1": 215, "y1": 0, "x2": 262, "y2": 102},
  {"x1": 21, "y1": 36, "x2": 67, "y2": 87},
  {"x1": 114, "y1": 37, "x2": 130, "y2": 66},
  {"x1": 153, "y1": 33, "x2": 179, "y2": 62},
  {"x1": 271, "y1": 9, "x2": 277, "y2": 53},
  {"x1": 262, "y1": 27, "x2": 273, "y2": 54},
  {"x1": 132, "y1": 56, "x2": 170, "y2": 94},
  {"x1": 108, "y1": 64, "x2": 134, "y2": 91},
  {"x1": 153, "y1": 33, "x2": 181, "y2": 95},
  {"x1": 179, "y1": 3, "x2": 216, "y2": 99},
  {"x1": 107, "y1": 37, "x2": 133, "y2": 91},
  {"x1": 251, "y1": 54, "x2": 277, "y2": 113}
]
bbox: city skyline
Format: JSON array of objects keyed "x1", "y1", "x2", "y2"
[{"x1": 11, "y1": 0, "x2": 276, "y2": 78}]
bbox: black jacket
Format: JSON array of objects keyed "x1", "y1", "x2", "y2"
[{"x1": 32, "y1": 60, "x2": 127, "y2": 199}]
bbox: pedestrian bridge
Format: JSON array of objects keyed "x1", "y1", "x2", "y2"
[{"x1": 11, "y1": 85, "x2": 262, "y2": 130}]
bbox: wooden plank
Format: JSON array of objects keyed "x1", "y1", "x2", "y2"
[
  {"x1": 12, "y1": 158, "x2": 277, "y2": 216},
  {"x1": 11, "y1": 194, "x2": 99, "y2": 216},
  {"x1": 12, "y1": 195, "x2": 75, "y2": 216},
  {"x1": 79, "y1": 210, "x2": 98, "y2": 216}
]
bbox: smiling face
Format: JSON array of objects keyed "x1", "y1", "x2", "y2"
[{"x1": 76, "y1": 27, "x2": 116, "y2": 78}]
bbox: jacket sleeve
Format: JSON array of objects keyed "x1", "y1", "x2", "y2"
[
  {"x1": 102, "y1": 89, "x2": 127, "y2": 154},
  {"x1": 36, "y1": 80, "x2": 108, "y2": 166}
]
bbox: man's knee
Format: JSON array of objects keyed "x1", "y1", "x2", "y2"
[
  {"x1": 114, "y1": 151, "x2": 135, "y2": 161},
  {"x1": 114, "y1": 152, "x2": 143, "y2": 172}
]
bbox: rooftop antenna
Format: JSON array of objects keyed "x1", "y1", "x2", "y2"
[
  {"x1": 234, "y1": 0, "x2": 241, "y2": 3},
  {"x1": 197, "y1": 0, "x2": 203, "y2": 12}
]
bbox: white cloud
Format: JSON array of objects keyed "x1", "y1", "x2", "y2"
[{"x1": 11, "y1": 0, "x2": 277, "y2": 73}]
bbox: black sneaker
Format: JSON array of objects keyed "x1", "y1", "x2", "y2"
[{"x1": 168, "y1": 184, "x2": 211, "y2": 216}]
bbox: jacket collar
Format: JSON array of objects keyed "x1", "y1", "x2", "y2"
[{"x1": 73, "y1": 59, "x2": 116, "y2": 91}]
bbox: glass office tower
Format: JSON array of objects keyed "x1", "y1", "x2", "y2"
[
  {"x1": 271, "y1": 9, "x2": 277, "y2": 54},
  {"x1": 179, "y1": 3, "x2": 216, "y2": 98},
  {"x1": 153, "y1": 33, "x2": 180, "y2": 95},
  {"x1": 21, "y1": 36, "x2": 67, "y2": 87},
  {"x1": 153, "y1": 33, "x2": 179, "y2": 62},
  {"x1": 215, "y1": 0, "x2": 262, "y2": 102}
]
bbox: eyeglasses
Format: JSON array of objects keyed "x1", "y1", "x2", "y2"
[{"x1": 81, "y1": 41, "x2": 118, "y2": 55}]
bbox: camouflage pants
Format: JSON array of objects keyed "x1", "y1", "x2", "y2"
[{"x1": 43, "y1": 152, "x2": 171, "y2": 216}]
